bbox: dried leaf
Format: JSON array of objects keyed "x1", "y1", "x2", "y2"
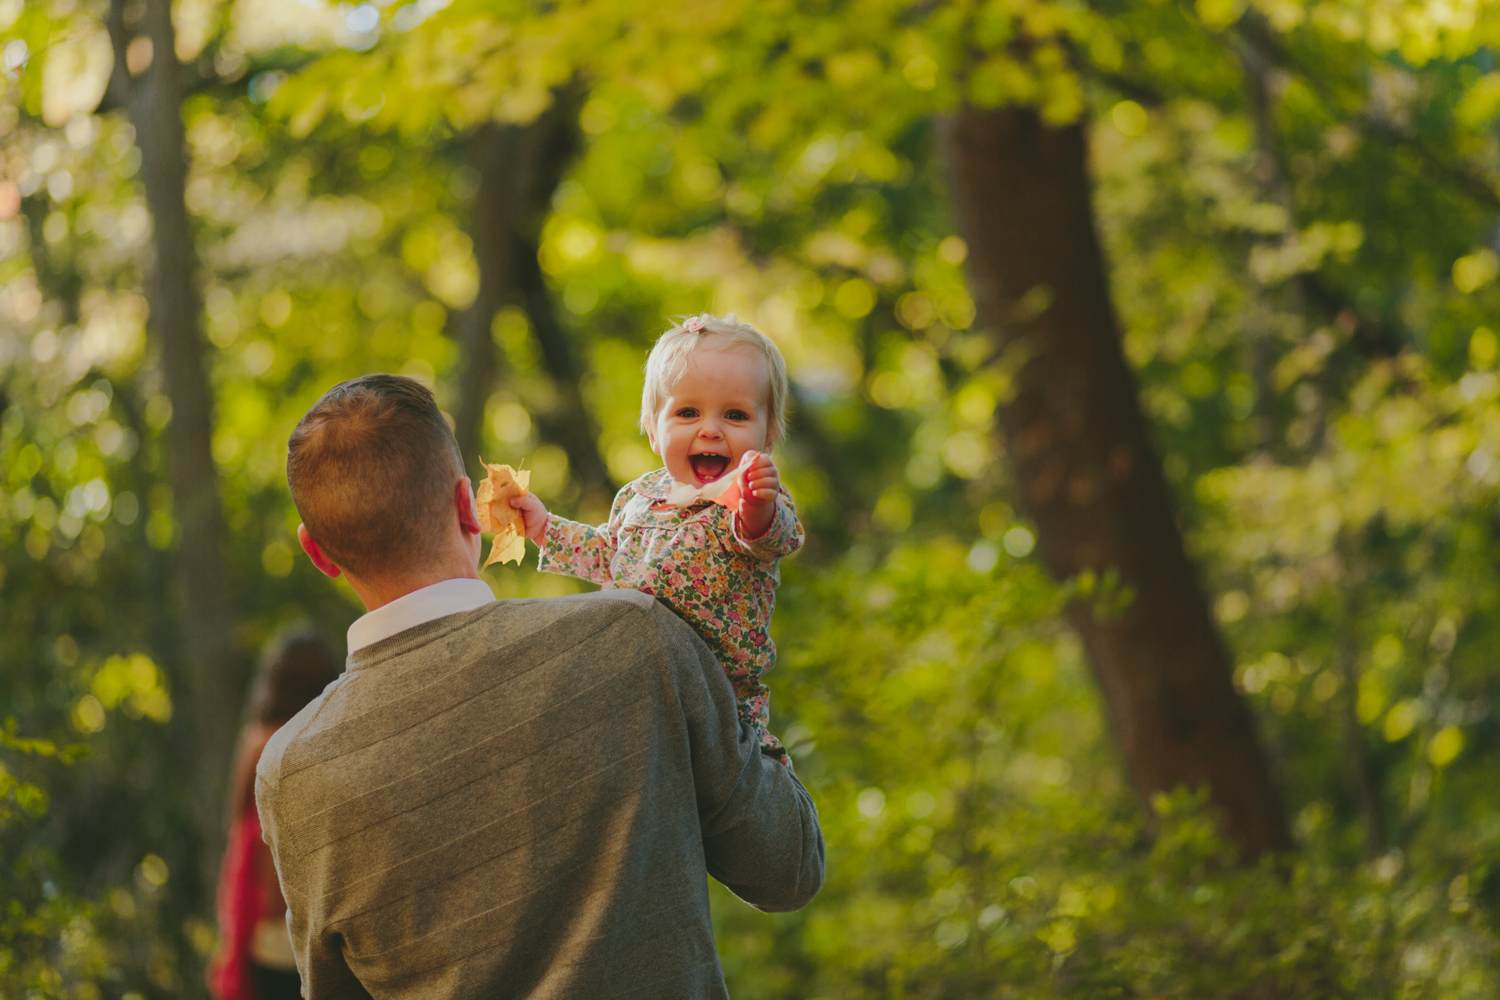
[
  {"x1": 664, "y1": 452, "x2": 753, "y2": 508},
  {"x1": 665, "y1": 473, "x2": 742, "y2": 508},
  {"x1": 475, "y1": 458, "x2": 531, "y2": 568}
]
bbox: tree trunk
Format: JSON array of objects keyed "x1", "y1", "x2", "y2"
[
  {"x1": 514, "y1": 209, "x2": 616, "y2": 502},
  {"x1": 111, "y1": 0, "x2": 240, "y2": 888},
  {"x1": 943, "y1": 106, "x2": 1291, "y2": 858},
  {"x1": 454, "y1": 107, "x2": 614, "y2": 502},
  {"x1": 452, "y1": 124, "x2": 511, "y2": 470}
]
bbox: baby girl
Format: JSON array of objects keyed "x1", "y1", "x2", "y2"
[{"x1": 510, "y1": 313, "x2": 804, "y2": 764}]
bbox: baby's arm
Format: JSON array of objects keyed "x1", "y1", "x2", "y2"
[
  {"x1": 513, "y1": 492, "x2": 621, "y2": 586},
  {"x1": 730, "y1": 452, "x2": 805, "y2": 559}
]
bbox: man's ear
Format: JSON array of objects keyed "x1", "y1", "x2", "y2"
[
  {"x1": 297, "y1": 524, "x2": 342, "y2": 579},
  {"x1": 455, "y1": 477, "x2": 482, "y2": 536}
]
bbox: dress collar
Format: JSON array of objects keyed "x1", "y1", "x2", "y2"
[{"x1": 629, "y1": 467, "x2": 677, "y2": 501}]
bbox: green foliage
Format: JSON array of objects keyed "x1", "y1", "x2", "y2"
[
  {"x1": 0, "y1": 721, "x2": 87, "y2": 827},
  {"x1": 0, "y1": 722, "x2": 121, "y2": 1000},
  {"x1": 5, "y1": 0, "x2": 1500, "y2": 995},
  {"x1": 716, "y1": 546, "x2": 1499, "y2": 998}
]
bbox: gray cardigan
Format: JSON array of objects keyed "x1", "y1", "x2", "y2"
[{"x1": 256, "y1": 589, "x2": 824, "y2": 999}]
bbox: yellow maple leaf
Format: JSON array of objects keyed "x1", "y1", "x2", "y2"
[{"x1": 474, "y1": 458, "x2": 531, "y2": 568}]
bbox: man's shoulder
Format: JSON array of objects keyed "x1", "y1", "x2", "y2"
[
  {"x1": 457, "y1": 588, "x2": 661, "y2": 645},
  {"x1": 471, "y1": 589, "x2": 708, "y2": 674},
  {"x1": 528, "y1": 588, "x2": 702, "y2": 645},
  {"x1": 256, "y1": 680, "x2": 340, "y2": 792},
  {"x1": 521, "y1": 587, "x2": 657, "y2": 614}
]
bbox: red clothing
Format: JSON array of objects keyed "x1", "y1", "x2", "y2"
[
  {"x1": 209, "y1": 808, "x2": 263, "y2": 1000},
  {"x1": 210, "y1": 724, "x2": 289, "y2": 1000}
]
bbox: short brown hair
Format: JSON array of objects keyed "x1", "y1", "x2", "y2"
[{"x1": 287, "y1": 374, "x2": 463, "y2": 578}]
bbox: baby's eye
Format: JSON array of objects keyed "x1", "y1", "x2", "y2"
[
  {"x1": 725, "y1": 409, "x2": 749, "y2": 421},
  {"x1": 676, "y1": 407, "x2": 699, "y2": 418}
]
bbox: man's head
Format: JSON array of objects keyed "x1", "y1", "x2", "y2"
[{"x1": 287, "y1": 374, "x2": 465, "y2": 581}]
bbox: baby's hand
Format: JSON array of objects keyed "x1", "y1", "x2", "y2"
[
  {"x1": 736, "y1": 451, "x2": 781, "y2": 539},
  {"x1": 509, "y1": 493, "x2": 551, "y2": 544},
  {"x1": 740, "y1": 451, "x2": 781, "y2": 505}
]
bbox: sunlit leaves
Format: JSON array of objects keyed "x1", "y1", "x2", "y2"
[
  {"x1": 274, "y1": 0, "x2": 1125, "y2": 158},
  {"x1": 38, "y1": 16, "x2": 110, "y2": 127},
  {"x1": 1453, "y1": 247, "x2": 1499, "y2": 294},
  {"x1": 5, "y1": 0, "x2": 1500, "y2": 993},
  {"x1": 75, "y1": 653, "x2": 173, "y2": 730},
  {"x1": 712, "y1": 546, "x2": 1500, "y2": 996}
]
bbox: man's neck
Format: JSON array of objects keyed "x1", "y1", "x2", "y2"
[{"x1": 347, "y1": 562, "x2": 482, "y2": 614}]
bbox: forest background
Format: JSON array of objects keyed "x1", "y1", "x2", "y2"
[{"x1": 3, "y1": 0, "x2": 1500, "y2": 995}]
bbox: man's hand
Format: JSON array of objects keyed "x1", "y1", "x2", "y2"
[
  {"x1": 736, "y1": 451, "x2": 781, "y2": 540},
  {"x1": 509, "y1": 493, "x2": 551, "y2": 544}
]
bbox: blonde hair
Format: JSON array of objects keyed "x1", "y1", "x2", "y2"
[{"x1": 639, "y1": 313, "x2": 789, "y2": 444}]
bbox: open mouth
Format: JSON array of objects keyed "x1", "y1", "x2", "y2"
[{"x1": 689, "y1": 453, "x2": 730, "y2": 484}]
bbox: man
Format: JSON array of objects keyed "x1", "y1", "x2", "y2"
[{"x1": 257, "y1": 374, "x2": 824, "y2": 999}]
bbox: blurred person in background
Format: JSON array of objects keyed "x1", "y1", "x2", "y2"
[{"x1": 209, "y1": 629, "x2": 342, "y2": 1000}]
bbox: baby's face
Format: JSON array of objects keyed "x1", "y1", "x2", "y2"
[{"x1": 648, "y1": 342, "x2": 772, "y2": 486}]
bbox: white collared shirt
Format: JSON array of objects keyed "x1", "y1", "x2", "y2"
[{"x1": 346, "y1": 577, "x2": 496, "y2": 654}]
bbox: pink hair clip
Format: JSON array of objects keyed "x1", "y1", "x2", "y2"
[{"x1": 683, "y1": 316, "x2": 706, "y2": 333}]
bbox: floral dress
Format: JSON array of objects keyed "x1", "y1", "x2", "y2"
[{"x1": 537, "y1": 467, "x2": 804, "y2": 764}]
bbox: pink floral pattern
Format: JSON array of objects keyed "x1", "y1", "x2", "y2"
[{"x1": 537, "y1": 467, "x2": 804, "y2": 764}]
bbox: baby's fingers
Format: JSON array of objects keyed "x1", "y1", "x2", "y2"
[{"x1": 744, "y1": 476, "x2": 779, "y2": 502}]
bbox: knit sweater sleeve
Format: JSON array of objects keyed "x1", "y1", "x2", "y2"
[{"x1": 644, "y1": 602, "x2": 824, "y2": 911}]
